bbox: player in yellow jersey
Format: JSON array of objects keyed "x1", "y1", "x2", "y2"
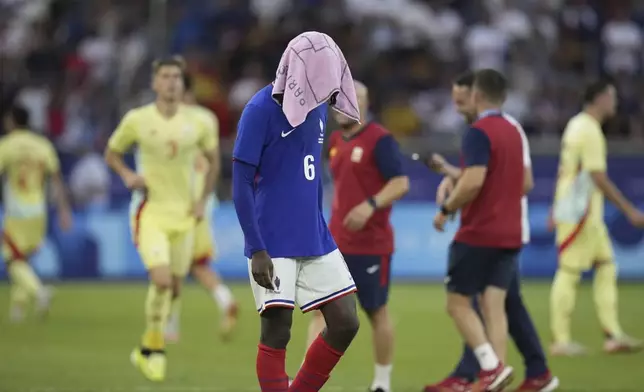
[
  {"x1": 165, "y1": 73, "x2": 238, "y2": 343},
  {"x1": 551, "y1": 80, "x2": 644, "y2": 356},
  {"x1": 105, "y1": 57, "x2": 218, "y2": 382},
  {"x1": 0, "y1": 105, "x2": 72, "y2": 322}
]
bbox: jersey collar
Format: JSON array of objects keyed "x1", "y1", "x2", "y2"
[{"x1": 477, "y1": 109, "x2": 503, "y2": 120}]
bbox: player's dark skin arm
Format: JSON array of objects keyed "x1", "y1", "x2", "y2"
[{"x1": 232, "y1": 159, "x2": 274, "y2": 289}]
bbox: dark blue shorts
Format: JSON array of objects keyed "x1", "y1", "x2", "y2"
[
  {"x1": 446, "y1": 241, "x2": 519, "y2": 296},
  {"x1": 344, "y1": 253, "x2": 392, "y2": 312}
]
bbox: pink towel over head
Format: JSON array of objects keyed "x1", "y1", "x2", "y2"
[{"x1": 272, "y1": 31, "x2": 360, "y2": 128}]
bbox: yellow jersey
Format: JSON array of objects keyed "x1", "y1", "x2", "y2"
[
  {"x1": 188, "y1": 105, "x2": 219, "y2": 201},
  {"x1": 108, "y1": 104, "x2": 216, "y2": 228},
  {"x1": 0, "y1": 130, "x2": 60, "y2": 218},
  {"x1": 554, "y1": 112, "x2": 607, "y2": 225}
]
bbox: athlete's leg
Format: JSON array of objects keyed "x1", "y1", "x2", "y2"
[
  {"x1": 258, "y1": 307, "x2": 292, "y2": 392},
  {"x1": 3, "y1": 218, "x2": 47, "y2": 313},
  {"x1": 344, "y1": 254, "x2": 394, "y2": 392},
  {"x1": 290, "y1": 250, "x2": 359, "y2": 391},
  {"x1": 550, "y1": 222, "x2": 593, "y2": 356},
  {"x1": 305, "y1": 310, "x2": 326, "y2": 351},
  {"x1": 129, "y1": 210, "x2": 174, "y2": 382},
  {"x1": 589, "y1": 227, "x2": 639, "y2": 353},
  {"x1": 165, "y1": 276, "x2": 182, "y2": 342},
  {"x1": 594, "y1": 251, "x2": 642, "y2": 353},
  {"x1": 506, "y1": 271, "x2": 560, "y2": 391},
  {"x1": 506, "y1": 272, "x2": 548, "y2": 378},
  {"x1": 449, "y1": 297, "x2": 482, "y2": 382},
  {"x1": 250, "y1": 257, "x2": 297, "y2": 392}
]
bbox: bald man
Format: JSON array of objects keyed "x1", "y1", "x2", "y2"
[{"x1": 303, "y1": 81, "x2": 410, "y2": 392}]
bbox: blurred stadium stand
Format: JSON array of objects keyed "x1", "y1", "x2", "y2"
[{"x1": 3, "y1": 0, "x2": 644, "y2": 208}]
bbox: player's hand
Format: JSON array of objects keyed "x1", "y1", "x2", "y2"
[
  {"x1": 58, "y1": 208, "x2": 73, "y2": 232},
  {"x1": 427, "y1": 153, "x2": 447, "y2": 173},
  {"x1": 251, "y1": 250, "x2": 275, "y2": 290},
  {"x1": 436, "y1": 177, "x2": 455, "y2": 205},
  {"x1": 626, "y1": 209, "x2": 644, "y2": 228},
  {"x1": 193, "y1": 199, "x2": 206, "y2": 221},
  {"x1": 433, "y1": 211, "x2": 447, "y2": 232},
  {"x1": 343, "y1": 201, "x2": 375, "y2": 231},
  {"x1": 123, "y1": 172, "x2": 146, "y2": 191}
]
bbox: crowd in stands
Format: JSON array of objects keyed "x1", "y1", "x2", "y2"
[{"x1": 2, "y1": 0, "x2": 644, "y2": 207}]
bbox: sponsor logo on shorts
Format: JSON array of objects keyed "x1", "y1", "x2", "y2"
[{"x1": 366, "y1": 264, "x2": 380, "y2": 274}]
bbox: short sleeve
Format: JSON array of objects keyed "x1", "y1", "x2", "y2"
[
  {"x1": 108, "y1": 110, "x2": 138, "y2": 153},
  {"x1": 233, "y1": 104, "x2": 269, "y2": 166},
  {"x1": 581, "y1": 127, "x2": 607, "y2": 172},
  {"x1": 43, "y1": 141, "x2": 60, "y2": 173},
  {"x1": 373, "y1": 135, "x2": 404, "y2": 180},
  {"x1": 462, "y1": 127, "x2": 491, "y2": 167}
]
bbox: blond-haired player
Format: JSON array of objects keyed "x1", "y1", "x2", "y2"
[
  {"x1": 105, "y1": 57, "x2": 218, "y2": 382},
  {"x1": 1, "y1": 105, "x2": 72, "y2": 322},
  {"x1": 164, "y1": 73, "x2": 238, "y2": 343},
  {"x1": 551, "y1": 79, "x2": 644, "y2": 356}
]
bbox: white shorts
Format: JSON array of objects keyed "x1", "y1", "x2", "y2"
[{"x1": 248, "y1": 249, "x2": 357, "y2": 314}]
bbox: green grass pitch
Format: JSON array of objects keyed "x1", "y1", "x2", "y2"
[{"x1": 0, "y1": 282, "x2": 642, "y2": 391}]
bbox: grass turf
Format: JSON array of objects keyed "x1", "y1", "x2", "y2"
[{"x1": 0, "y1": 282, "x2": 642, "y2": 391}]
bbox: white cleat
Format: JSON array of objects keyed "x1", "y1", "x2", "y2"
[
  {"x1": 604, "y1": 335, "x2": 643, "y2": 354},
  {"x1": 550, "y1": 341, "x2": 588, "y2": 357}
]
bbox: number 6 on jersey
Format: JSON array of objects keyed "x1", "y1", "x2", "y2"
[{"x1": 304, "y1": 154, "x2": 315, "y2": 180}]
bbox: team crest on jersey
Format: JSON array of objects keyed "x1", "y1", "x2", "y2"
[
  {"x1": 350, "y1": 146, "x2": 363, "y2": 163},
  {"x1": 329, "y1": 147, "x2": 337, "y2": 158}
]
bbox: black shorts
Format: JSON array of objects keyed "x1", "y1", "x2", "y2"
[
  {"x1": 446, "y1": 241, "x2": 519, "y2": 296},
  {"x1": 343, "y1": 253, "x2": 392, "y2": 312}
]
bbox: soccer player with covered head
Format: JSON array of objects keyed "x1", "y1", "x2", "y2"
[
  {"x1": 232, "y1": 31, "x2": 361, "y2": 392},
  {"x1": 425, "y1": 72, "x2": 559, "y2": 392},
  {"x1": 303, "y1": 80, "x2": 409, "y2": 392},
  {"x1": 432, "y1": 69, "x2": 524, "y2": 392},
  {"x1": 105, "y1": 56, "x2": 219, "y2": 382},
  {"x1": 550, "y1": 79, "x2": 644, "y2": 356}
]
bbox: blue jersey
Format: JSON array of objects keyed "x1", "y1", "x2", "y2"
[{"x1": 233, "y1": 85, "x2": 337, "y2": 258}]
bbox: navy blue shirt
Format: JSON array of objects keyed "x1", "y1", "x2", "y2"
[{"x1": 232, "y1": 85, "x2": 336, "y2": 258}]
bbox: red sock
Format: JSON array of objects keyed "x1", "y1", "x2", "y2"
[
  {"x1": 257, "y1": 343, "x2": 289, "y2": 392},
  {"x1": 288, "y1": 334, "x2": 344, "y2": 392}
]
